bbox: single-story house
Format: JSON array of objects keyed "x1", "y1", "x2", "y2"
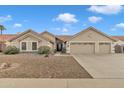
[{"x1": 0, "y1": 27, "x2": 119, "y2": 54}]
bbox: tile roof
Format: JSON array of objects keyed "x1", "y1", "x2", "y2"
[
  {"x1": 40, "y1": 31, "x2": 55, "y2": 37},
  {"x1": 56, "y1": 35, "x2": 73, "y2": 42},
  {"x1": 0, "y1": 34, "x2": 16, "y2": 41},
  {"x1": 111, "y1": 36, "x2": 124, "y2": 41},
  {"x1": 9, "y1": 29, "x2": 53, "y2": 42}
]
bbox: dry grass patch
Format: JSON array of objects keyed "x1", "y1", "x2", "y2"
[{"x1": 0, "y1": 54, "x2": 92, "y2": 78}]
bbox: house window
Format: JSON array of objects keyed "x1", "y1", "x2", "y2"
[
  {"x1": 21, "y1": 42, "x2": 26, "y2": 50},
  {"x1": 32, "y1": 42, "x2": 37, "y2": 50}
]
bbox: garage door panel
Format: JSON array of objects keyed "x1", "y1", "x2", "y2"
[
  {"x1": 99, "y1": 43, "x2": 111, "y2": 53},
  {"x1": 70, "y1": 42, "x2": 95, "y2": 54}
]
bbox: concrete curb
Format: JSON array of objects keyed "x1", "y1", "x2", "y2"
[{"x1": 0, "y1": 78, "x2": 124, "y2": 88}]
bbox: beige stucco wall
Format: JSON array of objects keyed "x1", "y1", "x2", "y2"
[
  {"x1": 71, "y1": 29, "x2": 113, "y2": 42},
  {"x1": 41, "y1": 33, "x2": 56, "y2": 49},
  {"x1": 41, "y1": 33, "x2": 55, "y2": 42}
]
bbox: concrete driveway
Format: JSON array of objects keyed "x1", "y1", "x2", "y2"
[{"x1": 73, "y1": 54, "x2": 124, "y2": 79}]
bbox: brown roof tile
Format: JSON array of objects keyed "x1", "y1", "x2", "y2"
[
  {"x1": 111, "y1": 36, "x2": 124, "y2": 41},
  {"x1": 56, "y1": 35, "x2": 73, "y2": 42},
  {"x1": 0, "y1": 34, "x2": 16, "y2": 41}
]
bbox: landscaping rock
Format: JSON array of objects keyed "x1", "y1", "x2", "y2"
[{"x1": 0, "y1": 63, "x2": 10, "y2": 69}]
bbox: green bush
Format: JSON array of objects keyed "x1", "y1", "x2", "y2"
[
  {"x1": 3, "y1": 46, "x2": 19, "y2": 54},
  {"x1": 38, "y1": 46, "x2": 51, "y2": 54}
]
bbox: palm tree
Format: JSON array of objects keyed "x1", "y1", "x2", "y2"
[
  {"x1": 0, "y1": 25, "x2": 6, "y2": 35},
  {"x1": 0, "y1": 25, "x2": 6, "y2": 51}
]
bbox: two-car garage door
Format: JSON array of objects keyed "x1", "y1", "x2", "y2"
[
  {"x1": 70, "y1": 42, "x2": 111, "y2": 54},
  {"x1": 70, "y1": 42, "x2": 95, "y2": 54}
]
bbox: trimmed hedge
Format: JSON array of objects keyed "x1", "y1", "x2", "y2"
[
  {"x1": 38, "y1": 46, "x2": 51, "y2": 54},
  {"x1": 3, "y1": 46, "x2": 19, "y2": 54}
]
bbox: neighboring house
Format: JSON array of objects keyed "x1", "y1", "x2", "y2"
[
  {"x1": 111, "y1": 36, "x2": 124, "y2": 53},
  {"x1": 0, "y1": 27, "x2": 118, "y2": 54},
  {"x1": 0, "y1": 34, "x2": 16, "y2": 51}
]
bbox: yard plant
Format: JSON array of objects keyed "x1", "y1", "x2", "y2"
[
  {"x1": 38, "y1": 46, "x2": 51, "y2": 54},
  {"x1": 3, "y1": 46, "x2": 19, "y2": 54},
  {"x1": 0, "y1": 25, "x2": 6, "y2": 52}
]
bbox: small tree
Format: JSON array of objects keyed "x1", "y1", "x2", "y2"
[
  {"x1": 0, "y1": 25, "x2": 6, "y2": 51},
  {"x1": 0, "y1": 25, "x2": 6, "y2": 35}
]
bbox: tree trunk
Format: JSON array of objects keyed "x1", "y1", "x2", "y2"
[
  {"x1": 0, "y1": 28, "x2": 2, "y2": 35},
  {"x1": 0, "y1": 29, "x2": 3, "y2": 52}
]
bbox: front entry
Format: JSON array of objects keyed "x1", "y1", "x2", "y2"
[{"x1": 57, "y1": 43, "x2": 63, "y2": 51}]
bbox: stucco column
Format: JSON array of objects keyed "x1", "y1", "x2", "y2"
[
  {"x1": 66, "y1": 42, "x2": 70, "y2": 53},
  {"x1": 54, "y1": 39, "x2": 56, "y2": 50},
  {"x1": 121, "y1": 46, "x2": 123, "y2": 53},
  {"x1": 95, "y1": 42, "x2": 99, "y2": 54},
  {"x1": 111, "y1": 42, "x2": 114, "y2": 53}
]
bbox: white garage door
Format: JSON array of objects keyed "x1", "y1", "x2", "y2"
[
  {"x1": 70, "y1": 42, "x2": 95, "y2": 54},
  {"x1": 99, "y1": 43, "x2": 111, "y2": 53}
]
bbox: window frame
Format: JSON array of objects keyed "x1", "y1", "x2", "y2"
[
  {"x1": 21, "y1": 42, "x2": 27, "y2": 51},
  {"x1": 32, "y1": 42, "x2": 38, "y2": 50}
]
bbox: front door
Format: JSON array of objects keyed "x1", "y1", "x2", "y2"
[{"x1": 57, "y1": 43, "x2": 62, "y2": 51}]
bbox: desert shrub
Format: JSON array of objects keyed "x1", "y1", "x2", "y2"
[
  {"x1": 3, "y1": 46, "x2": 19, "y2": 54},
  {"x1": 38, "y1": 46, "x2": 51, "y2": 54}
]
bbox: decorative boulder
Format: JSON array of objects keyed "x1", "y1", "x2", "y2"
[{"x1": 0, "y1": 63, "x2": 10, "y2": 69}]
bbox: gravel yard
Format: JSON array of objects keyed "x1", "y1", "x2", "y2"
[{"x1": 0, "y1": 54, "x2": 92, "y2": 78}]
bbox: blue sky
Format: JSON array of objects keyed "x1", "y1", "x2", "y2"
[{"x1": 0, "y1": 5, "x2": 124, "y2": 36}]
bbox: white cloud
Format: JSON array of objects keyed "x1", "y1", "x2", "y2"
[
  {"x1": 55, "y1": 27, "x2": 69, "y2": 32},
  {"x1": 13, "y1": 23, "x2": 22, "y2": 28},
  {"x1": 55, "y1": 27, "x2": 69, "y2": 34},
  {"x1": 0, "y1": 15, "x2": 12, "y2": 22},
  {"x1": 115, "y1": 23, "x2": 124, "y2": 28},
  {"x1": 88, "y1": 16, "x2": 102, "y2": 23},
  {"x1": 55, "y1": 13, "x2": 78, "y2": 23},
  {"x1": 88, "y1": 5, "x2": 123, "y2": 15},
  {"x1": 111, "y1": 22, "x2": 124, "y2": 31},
  {"x1": 62, "y1": 28, "x2": 69, "y2": 32}
]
